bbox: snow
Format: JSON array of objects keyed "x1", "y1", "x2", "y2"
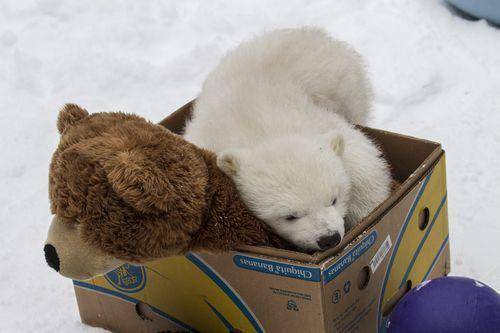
[{"x1": 0, "y1": 0, "x2": 499, "y2": 331}]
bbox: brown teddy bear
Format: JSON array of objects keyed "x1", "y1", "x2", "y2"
[{"x1": 44, "y1": 104, "x2": 289, "y2": 280}]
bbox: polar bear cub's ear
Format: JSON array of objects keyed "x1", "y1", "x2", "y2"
[
  {"x1": 57, "y1": 104, "x2": 89, "y2": 134},
  {"x1": 217, "y1": 149, "x2": 245, "y2": 176},
  {"x1": 323, "y1": 131, "x2": 344, "y2": 156},
  {"x1": 331, "y1": 134, "x2": 344, "y2": 156}
]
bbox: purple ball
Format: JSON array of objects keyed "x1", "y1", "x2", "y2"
[{"x1": 388, "y1": 276, "x2": 500, "y2": 333}]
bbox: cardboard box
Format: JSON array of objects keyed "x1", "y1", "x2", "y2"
[{"x1": 73, "y1": 102, "x2": 450, "y2": 333}]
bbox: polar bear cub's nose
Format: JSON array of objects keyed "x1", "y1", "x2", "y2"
[
  {"x1": 317, "y1": 232, "x2": 341, "y2": 250},
  {"x1": 44, "y1": 244, "x2": 60, "y2": 272}
]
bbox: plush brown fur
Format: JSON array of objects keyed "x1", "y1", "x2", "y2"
[{"x1": 49, "y1": 105, "x2": 288, "y2": 263}]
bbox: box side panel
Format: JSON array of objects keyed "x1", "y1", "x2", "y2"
[
  {"x1": 74, "y1": 252, "x2": 326, "y2": 333},
  {"x1": 377, "y1": 155, "x2": 448, "y2": 314},
  {"x1": 74, "y1": 287, "x2": 181, "y2": 333},
  {"x1": 197, "y1": 252, "x2": 326, "y2": 332},
  {"x1": 321, "y1": 155, "x2": 449, "y2": 333},
  {"x1": 74, "y1": 285, "x2": 111, "y2": 330},
  {"x1": 158, "y1": 101, "x2": 192, "y2": 134},
  {"x1": 360, "y1": 127, "x2": 440, "y2": 184}
]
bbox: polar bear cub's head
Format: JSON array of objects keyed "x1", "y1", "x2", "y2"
[{"x1": 217, "y1": 132, "x2": 351, "y2": 252}]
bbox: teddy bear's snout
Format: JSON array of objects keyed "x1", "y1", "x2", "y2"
[{"x1": 44, "y1": 244, "x2": 60, "y2": 272}]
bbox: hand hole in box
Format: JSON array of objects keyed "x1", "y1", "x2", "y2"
[
  {"x1": 135, "y1": 301, "x2": 154, "y2": 321},
  {"x1": 382, "y1": 280, "x2": 413, "y2": 317},
  {"x1": 357, "y1": 266, "x2": 371, "y2": 290},
  {"x1": 418, "y1": 207, "x2": 430, "y2": 230}
]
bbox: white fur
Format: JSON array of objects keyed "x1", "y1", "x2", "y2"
[{"x1": 184, "y1": 28, "x2": 391, "y2": 251}]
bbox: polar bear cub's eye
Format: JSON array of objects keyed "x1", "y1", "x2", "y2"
[
  {"x1": 332, "y1": 198, "x2": 337, "y2": 206},
  {"x1": 285, "y1": 214, "x2": 298, "y2": 221}
]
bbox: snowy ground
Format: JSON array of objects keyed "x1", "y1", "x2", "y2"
[{"x1": 0, "y1": 0, "x2": 499, "y2": 331}]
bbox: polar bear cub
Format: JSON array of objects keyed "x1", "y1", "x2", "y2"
[{"x1": 184, "y1": 28, "x2": 392, "y2": 251}]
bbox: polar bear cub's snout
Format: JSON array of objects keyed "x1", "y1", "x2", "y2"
[
  {"x1": 217, "y1": 132, "x2": 351, "y2": 251},
  {"x1": 279, "y1": 204, "x2": 346, "y2": 251}
]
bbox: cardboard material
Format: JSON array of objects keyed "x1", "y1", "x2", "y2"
[{"x1": 73, "y1": 102, "x2": 450, "y2": 332}]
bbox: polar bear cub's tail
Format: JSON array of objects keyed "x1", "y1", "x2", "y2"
[{"x1": 205, "y1": 27, "x2": 372, "y2": 125}]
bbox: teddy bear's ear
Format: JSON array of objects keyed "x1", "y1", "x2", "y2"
[
  {"x1": 105, "y1": 149, "x2": 175, "y2": 212},
  {"x1": 217, "y1": 149, "x2": 244, "y2": 176},
  {"x1": 57, "y1": 104, "x2": 89, "y2": 134}
]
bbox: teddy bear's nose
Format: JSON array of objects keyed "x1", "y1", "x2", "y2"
[
  {"x1": 44, "y1": 244, "x2": 60, "y2": 272},
  {"x1": 317, "y1": 232, "x2": 341, "y2": 250}
]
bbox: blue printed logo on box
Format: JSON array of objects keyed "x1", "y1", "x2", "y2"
[
  {"x1": 323, "y1": 230, "x2": 378, "y2": 284},
  {"x1": 233, "y1": 255, "x2": 321, "y2": 282},
  {"x1": 104, "y1": 263, "x2": 147, "y2": 293}
]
